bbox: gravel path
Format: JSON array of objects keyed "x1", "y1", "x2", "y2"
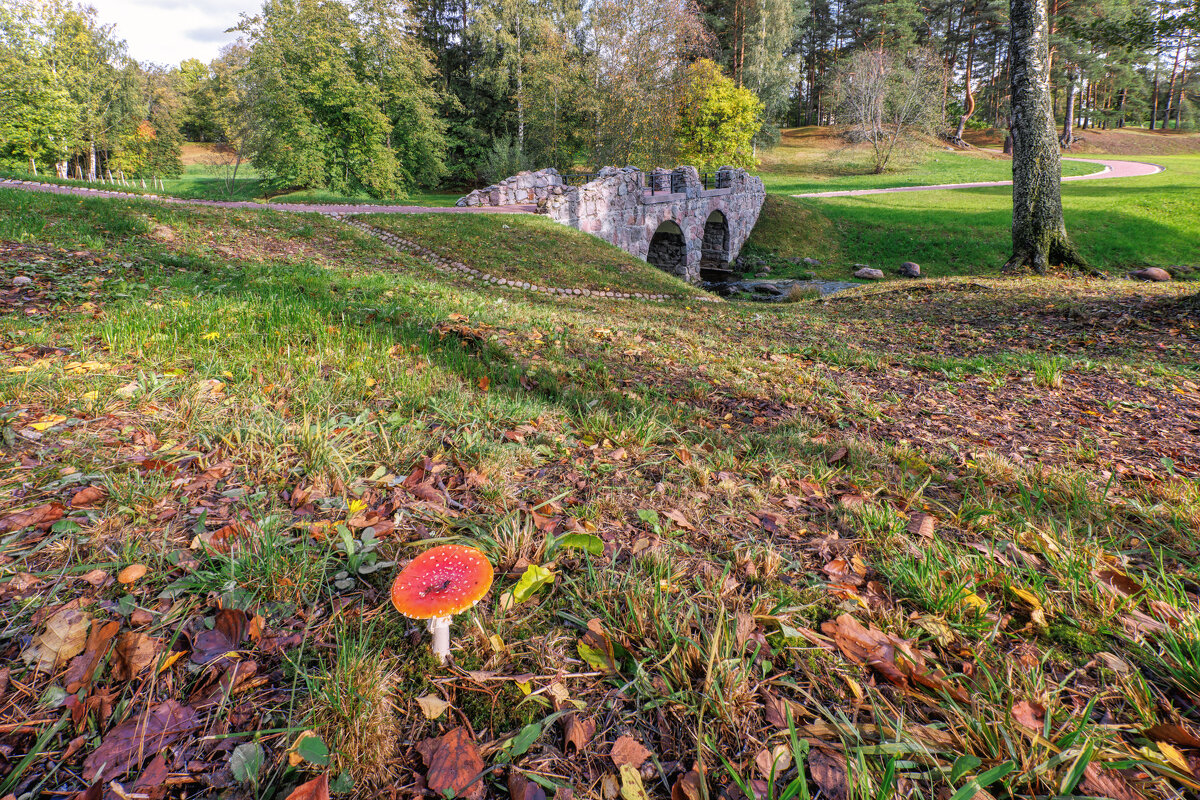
[
  {"x1": 791, "y1": 155, "x2": 1163, "y2": 198},
  {"x1": 0, "y1": 178, "x2": 535, "y2": 215}
]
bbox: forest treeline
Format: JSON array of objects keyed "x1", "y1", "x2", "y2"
[{"x1": 1, "y1": 0, "x2": 1197, "y2": 198}]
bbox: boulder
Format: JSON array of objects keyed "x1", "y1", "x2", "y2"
[
  {"x1": 12, "y1": 275, "x2": 32, "y2": 286},
  {"x1": 854, "y1": 267, "x2": 885, "y2": 280},
  {"x1": 803, "y1": 257, "x2": 821, "y2": 266},
  {"x1": 1128, "y1": 267, "x2": 1171, "y2": 282},
  {"x1": 899, "y1": 261, "x2": 921, "y2": 278}
]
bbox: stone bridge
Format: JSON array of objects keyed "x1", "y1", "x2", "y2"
[{"x1": 457, "y1": 166, "x2": 765, "y2": 284}]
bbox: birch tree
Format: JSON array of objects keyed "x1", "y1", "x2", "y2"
[{"x1": 1005, "y1": 0, "x2": 1086, "y2": 273}]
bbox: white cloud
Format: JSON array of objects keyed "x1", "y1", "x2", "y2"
[{"x1": 87, "y1": 0, "x2": 260, "y2": 65}]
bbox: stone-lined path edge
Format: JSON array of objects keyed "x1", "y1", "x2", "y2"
[{"x1": 341, "y1": 218, "x2": 721, "y2": 303}]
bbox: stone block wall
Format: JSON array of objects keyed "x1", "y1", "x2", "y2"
[{"x1": 456, "y1": 164, "x2": 766, "y2": 285}]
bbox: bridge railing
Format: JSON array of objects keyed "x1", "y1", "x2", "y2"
[{"x1": 561, "y1": 169, "x2": 735, "y2": 194}]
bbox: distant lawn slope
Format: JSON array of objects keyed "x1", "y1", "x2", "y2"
[
  {"x1": 361, "y1": 212, "x2": 701, "y2": 296},
  {"x1": 748, "y1": 154, "x2": 1200, "y2": 279},
  {"x1": 756, "y1": 126, "x2": 1101, "y2": 196},
  {"x1": 965, "y1": 125, "x2": 1200, "y2": 155}
]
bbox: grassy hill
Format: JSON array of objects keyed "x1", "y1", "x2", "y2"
[
  {"x1": 748, "y1": 131, "x2": 1200, "y2": 280},
  {"x1": 1, "y1": 185, "x2": 1199, "y2": 798}
]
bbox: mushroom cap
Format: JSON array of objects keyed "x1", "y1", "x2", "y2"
[{"x1": 391, "y1": 544, "x2": 494, "y2": 620}]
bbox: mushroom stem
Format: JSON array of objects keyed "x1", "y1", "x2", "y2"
[{"x1": 427, "y1": 616, "x2": 452, "y2": 663}]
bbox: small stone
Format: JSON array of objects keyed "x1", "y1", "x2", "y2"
[
  {"x1": 1128, "y1": 267, "x2": 1171, "y2": 282},
  {"x1": 854, "y1": 268, "x2": 885, "y2": 280},
  {"x1": 899, "y1": 261, "x2": 921, "y2": 278},
  {"x1": 803, "y1": 257, "x2": 821, "y2": 266},
  {"x1": 12, "y1": 275, "x2": 32, "y2": 286},
  {"x1": 755, "y1": 271, "x2": 770, "y2": 278}
]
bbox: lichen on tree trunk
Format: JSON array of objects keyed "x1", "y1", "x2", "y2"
[{"x1": 1005, "y1": 0, "x2": 1086, "y2": 275}]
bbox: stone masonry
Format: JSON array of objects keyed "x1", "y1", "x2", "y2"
[{"x1": 457, "y1": 165, "x2": 766, "y2": 284}]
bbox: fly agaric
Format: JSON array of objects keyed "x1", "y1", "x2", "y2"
[{"x1": 391, "y1": 544, "x2": 493, "y2": 663}]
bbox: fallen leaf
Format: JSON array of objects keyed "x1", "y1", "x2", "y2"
[
  {"x1": 756, "y1": 744, "x2": 793, "y2": 778},
  {"x1": 416, "y1": 694, "x2": 451, "y2": 720},
  {"x1": 416, "y1": 727, "x2": 486, "y2": 800},
  {"x1": 117, "y1": 564, "x2": 148, "y2": 585},
  {"x1": 478, "y1": 375, "x2": 490, "y2": 391},
  {"x1": 563, "y1": 714, "x2": 595, "y2": 755},
  {"x1": 64, "y1": 620, "x2": 120, "y2": 693},
  {"x1": 0, "y1": 501, "x2": 65, "y2": 534},
  {"x1": 578, "y1": 618, "x2": 620, "y2": 675},
  {"x1": 82, "y1": 700, "x2": 200, "y2": 781},
  {"x1": 611, "y1": 735, "x2": 651, "y2": 768},
  {"x1": 664, "y1": 509, "x2": 694, "y2": 531},
  {"x1": 23, "y1": 607, "x2": 92, "y2": 673},
  {"x1": 1080, "y1": 763, "x2": 1145, "y2": 800},
  {"x1": 508, "y1": 770, "x2": 548, "y2": 800},
  {"x1": 906, "y1": 513, "x2": 935, "y2": 539},
  {"x1": 809, "y1": 748, "x2": 848, "y2": 800},
  {"x1": 71, "y1": 485, "x2": 107, "y2": 508},
  {"x1": 671, "y1": 769, "x2": 702, "y2": 800},
  {"x1": 1145, "y1": 723, "x2": 1200, "y2": 750},
  {"x1": 190, "y1": 608, "x2": 250, "y2": 666},
  {"x1": 111, "y1": 632, "x2": 165, "y2": 681},
  {"x1": 284, "y1": 773, "x2": 330, "y2": 800},
  {"x1": 1011, "y1": 700, "x2": 1046, "y2": 733},
  {"x1": 619, "y1": 764, "x2": 651, "y2": 800}
]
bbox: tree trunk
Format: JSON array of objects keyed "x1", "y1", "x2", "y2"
[
  {"x1": 87, "y1": 139, "x2": 97, "y2": 182},
  {"x1": 1174, "y1": 46, "x2": 1190, "y2": 129},
  {"x1": 515, "y1": 3, "x2": 525, "y2": 154},
  {"x1": 1006, "y1": 0, "x2": 1085, "y2": 274},
  {"x1": 1060, "y1": 69, "x2": 1076, "y2": 146},
  {"x1": 1117, "y1": 86, "x2": 1127, "y2": 127},
  {"x1": 1150, "y1": 68, "x2": 1159, "y2": 130},
  {"x1": 1162, "y1": 41, "x2": 1182, "y2": 129},
  {"x1": 952, "y1": 22, "x2": 978, "y2": 144}
]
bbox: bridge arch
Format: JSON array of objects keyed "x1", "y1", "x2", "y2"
[
  {"x1": 646, "y1": 220, "x2": 688, "y2": 278},
  {"x1": 701, "y1": 210, "x2": 729, "y2": 268}
]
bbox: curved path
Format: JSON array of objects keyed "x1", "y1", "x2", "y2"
[
  {"x1": 0, "y1": 177, "x2": 535, "y2": 215},
  {"x1": 791, "y1": 155, "x2": 1163, "y2": 198}
]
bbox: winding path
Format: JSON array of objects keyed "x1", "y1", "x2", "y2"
[{"x1": 790, "y1": 155, "x2": 1163, "y2": 198}]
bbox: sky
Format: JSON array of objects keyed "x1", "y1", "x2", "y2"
[{"x1": 87, "y1": 0, "x2": 260, "y2": 66}]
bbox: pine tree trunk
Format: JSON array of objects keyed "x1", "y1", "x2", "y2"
[
  {"x1": 1117, "y1": 86, "x2": 1127, "y2": 127},
  {"x1": 953, "y1": 23, "x2": 978, "y2": 143},
  {"x1": 1060, "y1": 70, "x2": 1076, "y2": 146},
  {"x1": 1006, "y1": 0, "x2": 1085, "y2": 275},
  {"x1": 1150, "y1": 69, "x2": 1159, "y2": 130},
  {"x1": 1162, "y1": 42, "x2": 1181, "y2": 129}
]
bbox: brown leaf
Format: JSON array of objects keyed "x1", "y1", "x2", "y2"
[
  {"x1": 111, "y1": 632, "x2": 164, "y2": 682},
  {"x1": 0, "y1": 501, "x2": 64, "y2": 534},
  {"x1": 808, "y1": 748, "x2": 848, "y2": 800},
  {"x1": 610, "y1": 735, "x2": 651, "y2": 768},
  {"x1": 192, "y1": 521, "x2": 251, "y2": 553},
  {"x1": 1080, "y1": 763, "x2": 1145, "y2": 800},
  {"x1": 671, "y1": 769, "x2": 702, "y2": 800},
  {"x1": 64, "y1": 620, "x2": 120, "y2": 693},
  {"x1": 563, "y1": 713, "x2": 595, "y2": 755},
  {"x1": 1011, "y1": 700, "x2": 1046, "y2": 733},
  {"x1": 906, "y1": 513, "x2": 935, "y2": 539},
  {"x1": 117, "y1": 564, "x2": 148, "y2": 585},
  {"x1": 191, "y1": 608, "x2": 250, "y2": 666},
  {"x1": 82, "y1": 700, "x2": 200, "y2": 781},
  {"x1": 1144, "y1": 723, "x2": 1200, "y2": 750},
  {"x1": 71, "y1": 485, "x2": 107, "y2": 508},
  {"x1": 508, "y1": 771, "x2": 547, "y2": 800},
  {"x1": 664, "y1": 509, "x2": 695, "y2": 531},
  {"x1": 284, "y1": 774, "x2": 330, "y2": 800},
  {"x1": 756, "y1": 511, "x2": 784, "y2": 534},
  {"x1": 416, "y1": 727, "x2": 486, "y2": 800}
]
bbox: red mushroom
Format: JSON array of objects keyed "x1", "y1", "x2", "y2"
[{"x1": 391, "y1": 544, "x2": 493, "y2": 663}]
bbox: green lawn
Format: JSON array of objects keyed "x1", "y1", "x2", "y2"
[
  {"x1": 748, "y1": 154, "x2": 1200, "y2": 279},
  {"x1": 754, "y1": 129, "x2": 1103, "y2": 196}
]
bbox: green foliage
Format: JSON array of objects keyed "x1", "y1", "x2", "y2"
[
  {"x1": 676, "y1": 59, "x2": 763, "y2": 170},
  {"x1": 480, "y1": 135, "x2": 532, "y2": 184},
  {"x1": 238, "y1": 0, "x2": 446, "y2": 199}
]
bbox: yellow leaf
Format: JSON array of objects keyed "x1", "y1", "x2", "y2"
[
  {"x1": 157, "y1": 650, "x2": 187, "y2": 674},
  {"x1": 30, "y1": 415, "x2": 68, "y2": 431},
  {"x1": 201, "y1": 332, "x2": 220, "y2": 341},
  {"x1": 6, "y1": 366, "x2": 30, "y2": 373},
  {"x1": 1159, "y1": 742, "x2": 1193, "y2": 775},
  {"x1": 416, "y1": 695, "x2": 451, "y2": 720},
  {"x1": 619, "y1": 764, "x2": 651, "y2": 800},
  {"x1": 1011, "y1": 587, "x2": 1043, "y2": 610},
  {"x1": 961, "y1": 592, "x2": 988, "y2": 612}
]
